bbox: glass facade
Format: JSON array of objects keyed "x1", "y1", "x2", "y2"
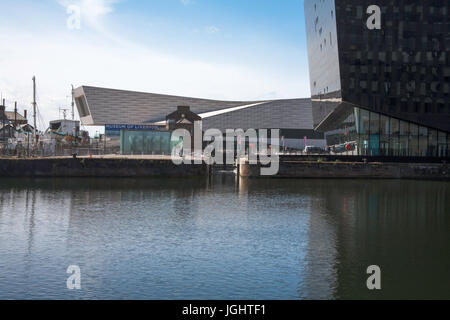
[
  {"x1": 380, "y1": 115, "x2": 390, "y2": 156},
  {"x1": 120, "y1": 130, "x2": 175, "y2": 155},
  {"x1": 358, "y1": 108, "x2": 369, "y2": 156},
  {"x1": 389, "y1": 118, "x2": 399, "y2": 156},
  {"x1": 448, "y1": 133, "x2": 450, "y2": 157},
  {"x1": 328, "y1": 107, "x2": 449, "y2": 158},
  {"x1": 305, "y1": 1, "x2": 450, "y2": 157},
  {"x1": 438, "y1": 131, "x2": 447, "y2": 158}
]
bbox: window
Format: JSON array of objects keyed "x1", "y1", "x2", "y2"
[
  {"x1": 447, "y1": 133, "x2": 450, "y2": 157},
  {"x1": 358, "y1": 108, "x2": 370, "y2": 156},
  {"x1": 369, "y1": 112, "x2": 380, "y2": 156},
  {"x1": 409, "y1": 123, "x2": 419, "y2": 156},
  {"x1": 75, "y1": 96, "x2": 90, "y2": 118},
  {"x1": 399, "y1": 121, "x2": 409, "y2": 157},
  {"x1": 428, "y1": 129, "x2": 438, "y2": 157},
  {"x1": 380, "y1": 115, "x2": 390, "y2": 156},
  {"x1": 418, "y1": 126, "x2": 428, "y2": 157},
  {"x1": 438, "y1": 131, "x2": 447, "y2": 157},
  {"x1": 368, "y1": 111, "x2": 379, "y2": 133},
  {"x1": 390, "y1": 118, "x2": 400, "y2": 156}
]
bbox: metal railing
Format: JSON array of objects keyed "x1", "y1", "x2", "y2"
[{"x1": 0, "y1": 144, "x2": 118, "y2": 158}]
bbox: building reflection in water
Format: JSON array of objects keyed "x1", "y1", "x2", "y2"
[
  {"x1": 0, "y1": 177, "x2": 448, "y2": 299},
  {"x1": 239, "y1": 179, "x2": 450, "y2": 299},
  {"x1": 311, "y1": 180, "x2": 450, "y2": 300}
]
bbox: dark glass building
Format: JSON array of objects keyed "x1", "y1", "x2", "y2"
[{"x1": 305, "y1": 0, "x2": 450, "y2": 157}]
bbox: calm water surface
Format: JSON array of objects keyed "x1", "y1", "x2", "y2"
[{"x1": 0, "y1": 176, "x2": 449, "y2": 300}]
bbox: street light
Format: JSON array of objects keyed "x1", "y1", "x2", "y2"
[{"x1": 1, "y1": 100, "x2": 6, "y2": 147}]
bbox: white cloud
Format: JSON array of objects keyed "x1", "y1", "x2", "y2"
[
  {"x1": 59, "y1": 0, "x2": 119, "y2": 33},
  {"x1": 204, "y1": 25, "x2": 220, "y2": 34},
  {"x1": 180, "y1": 0, "x2": 194, "y2": 6}
]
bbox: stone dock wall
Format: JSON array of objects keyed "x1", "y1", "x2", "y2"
[
  {"x1": 240, "y1": 161, "x2": 450, "y2": 180},
  {"x1": 0, "y1": 158, "x2": 207, "y2": 178},
  {"x1": 1, "y1": 157, "x2": 448, "y2": 180}
]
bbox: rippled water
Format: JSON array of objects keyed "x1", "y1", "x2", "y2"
[{"x1": 0, "y1": 176, "x2": 449, "y2": 300}]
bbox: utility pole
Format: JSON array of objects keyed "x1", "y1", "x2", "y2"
[
  {"x1": 14, "y1": 102, "x2": 17, "y2": 129},
  {"x1": 71, "y1": 84, "x2": 75, "y2": 120},
  {"x1": 1, "y1": 99, "x2": 5, "y2": 143},
  {"x1": 32, "y1": 76, "x2": 37, "y2": 143}
]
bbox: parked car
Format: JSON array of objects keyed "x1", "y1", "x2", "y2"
[
  {"x1": 304, "y1": 146, "x2": 326, "y2": 154},
  {"x1": 332, "y1": 142, "x2": 357, "y2": 154}
]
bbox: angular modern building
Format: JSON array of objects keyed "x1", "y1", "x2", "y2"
[
  {"x1": 305, "y1": 0, "x2": 450, "y2": 157},
  {"x1": 74, "y1": 86, "x2": 325, "y2": 150}
]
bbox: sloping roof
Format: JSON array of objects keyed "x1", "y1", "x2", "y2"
[
  {"x1": 5, "y1": 112, "x2": 27, "y2": 122},
  {"x1": 149, "y1": 99, "x2": 315, "y2": 130},
  {"x1": 74, "y1": 86, "x2": 264, "y2": 126},
  {"x1": 73, "y1": 85, "x2": 315, "y2": 131},
  {"x1": 202, "y1": 99, "x2": 315, "y2": 131}
]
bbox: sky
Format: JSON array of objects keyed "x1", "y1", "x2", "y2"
[{"x1": 0, "y1": 0, "x2": 310, "y2": 134}]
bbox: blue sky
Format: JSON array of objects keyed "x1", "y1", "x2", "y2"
[{"x1": 0, "y1": 0, "x2": 310, "y2": 131}]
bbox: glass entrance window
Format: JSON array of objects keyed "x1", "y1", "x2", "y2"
[
  {"x1": 418, "y1": 126, "x2": 428, "y2": 157},
  {"x1": 359, "y1": 108, "x2": 370, "y2": 156},
  {"x1": 428, "y1": 129, "x2": 438, "y2": 157},
  {"x1": 346, "y1": 113, "x2": 358, "y2": 143},
  {"x1": 399, "y1": 121, "x2": 409, "y2": 157},
  {"x1": 409, "y1": 123, "x2": 419, "y2": 156},
  {"x1": 342, "y1": 107, "x2": 447, "y2": 158},
  {"x1": 380, "y1": 115, "x2": 390, "y2": 156},
  {"x1": 447, "y1": 133, "x2": 450, "y2": 157},
  {"x1": 438, "y1": 131, "x2": 447, "y2": 157},
  {"x1": 389, "y1": 118, "x2": 400, "y2": 156},
  {"x1": 369, "y1": 112, "x2": 380, "y2": 156}
]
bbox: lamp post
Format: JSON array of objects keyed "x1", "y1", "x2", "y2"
[{"x1": 1, "y1": 99, "x2": 6, "y2": 146}]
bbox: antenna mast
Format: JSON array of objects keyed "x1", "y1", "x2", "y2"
[
  {"x1": 32, "y1": 76, "x2": 37, "y2": 141},
  {"x1": 71, "y1": 84, "x2": 75, "y2": 120}
]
